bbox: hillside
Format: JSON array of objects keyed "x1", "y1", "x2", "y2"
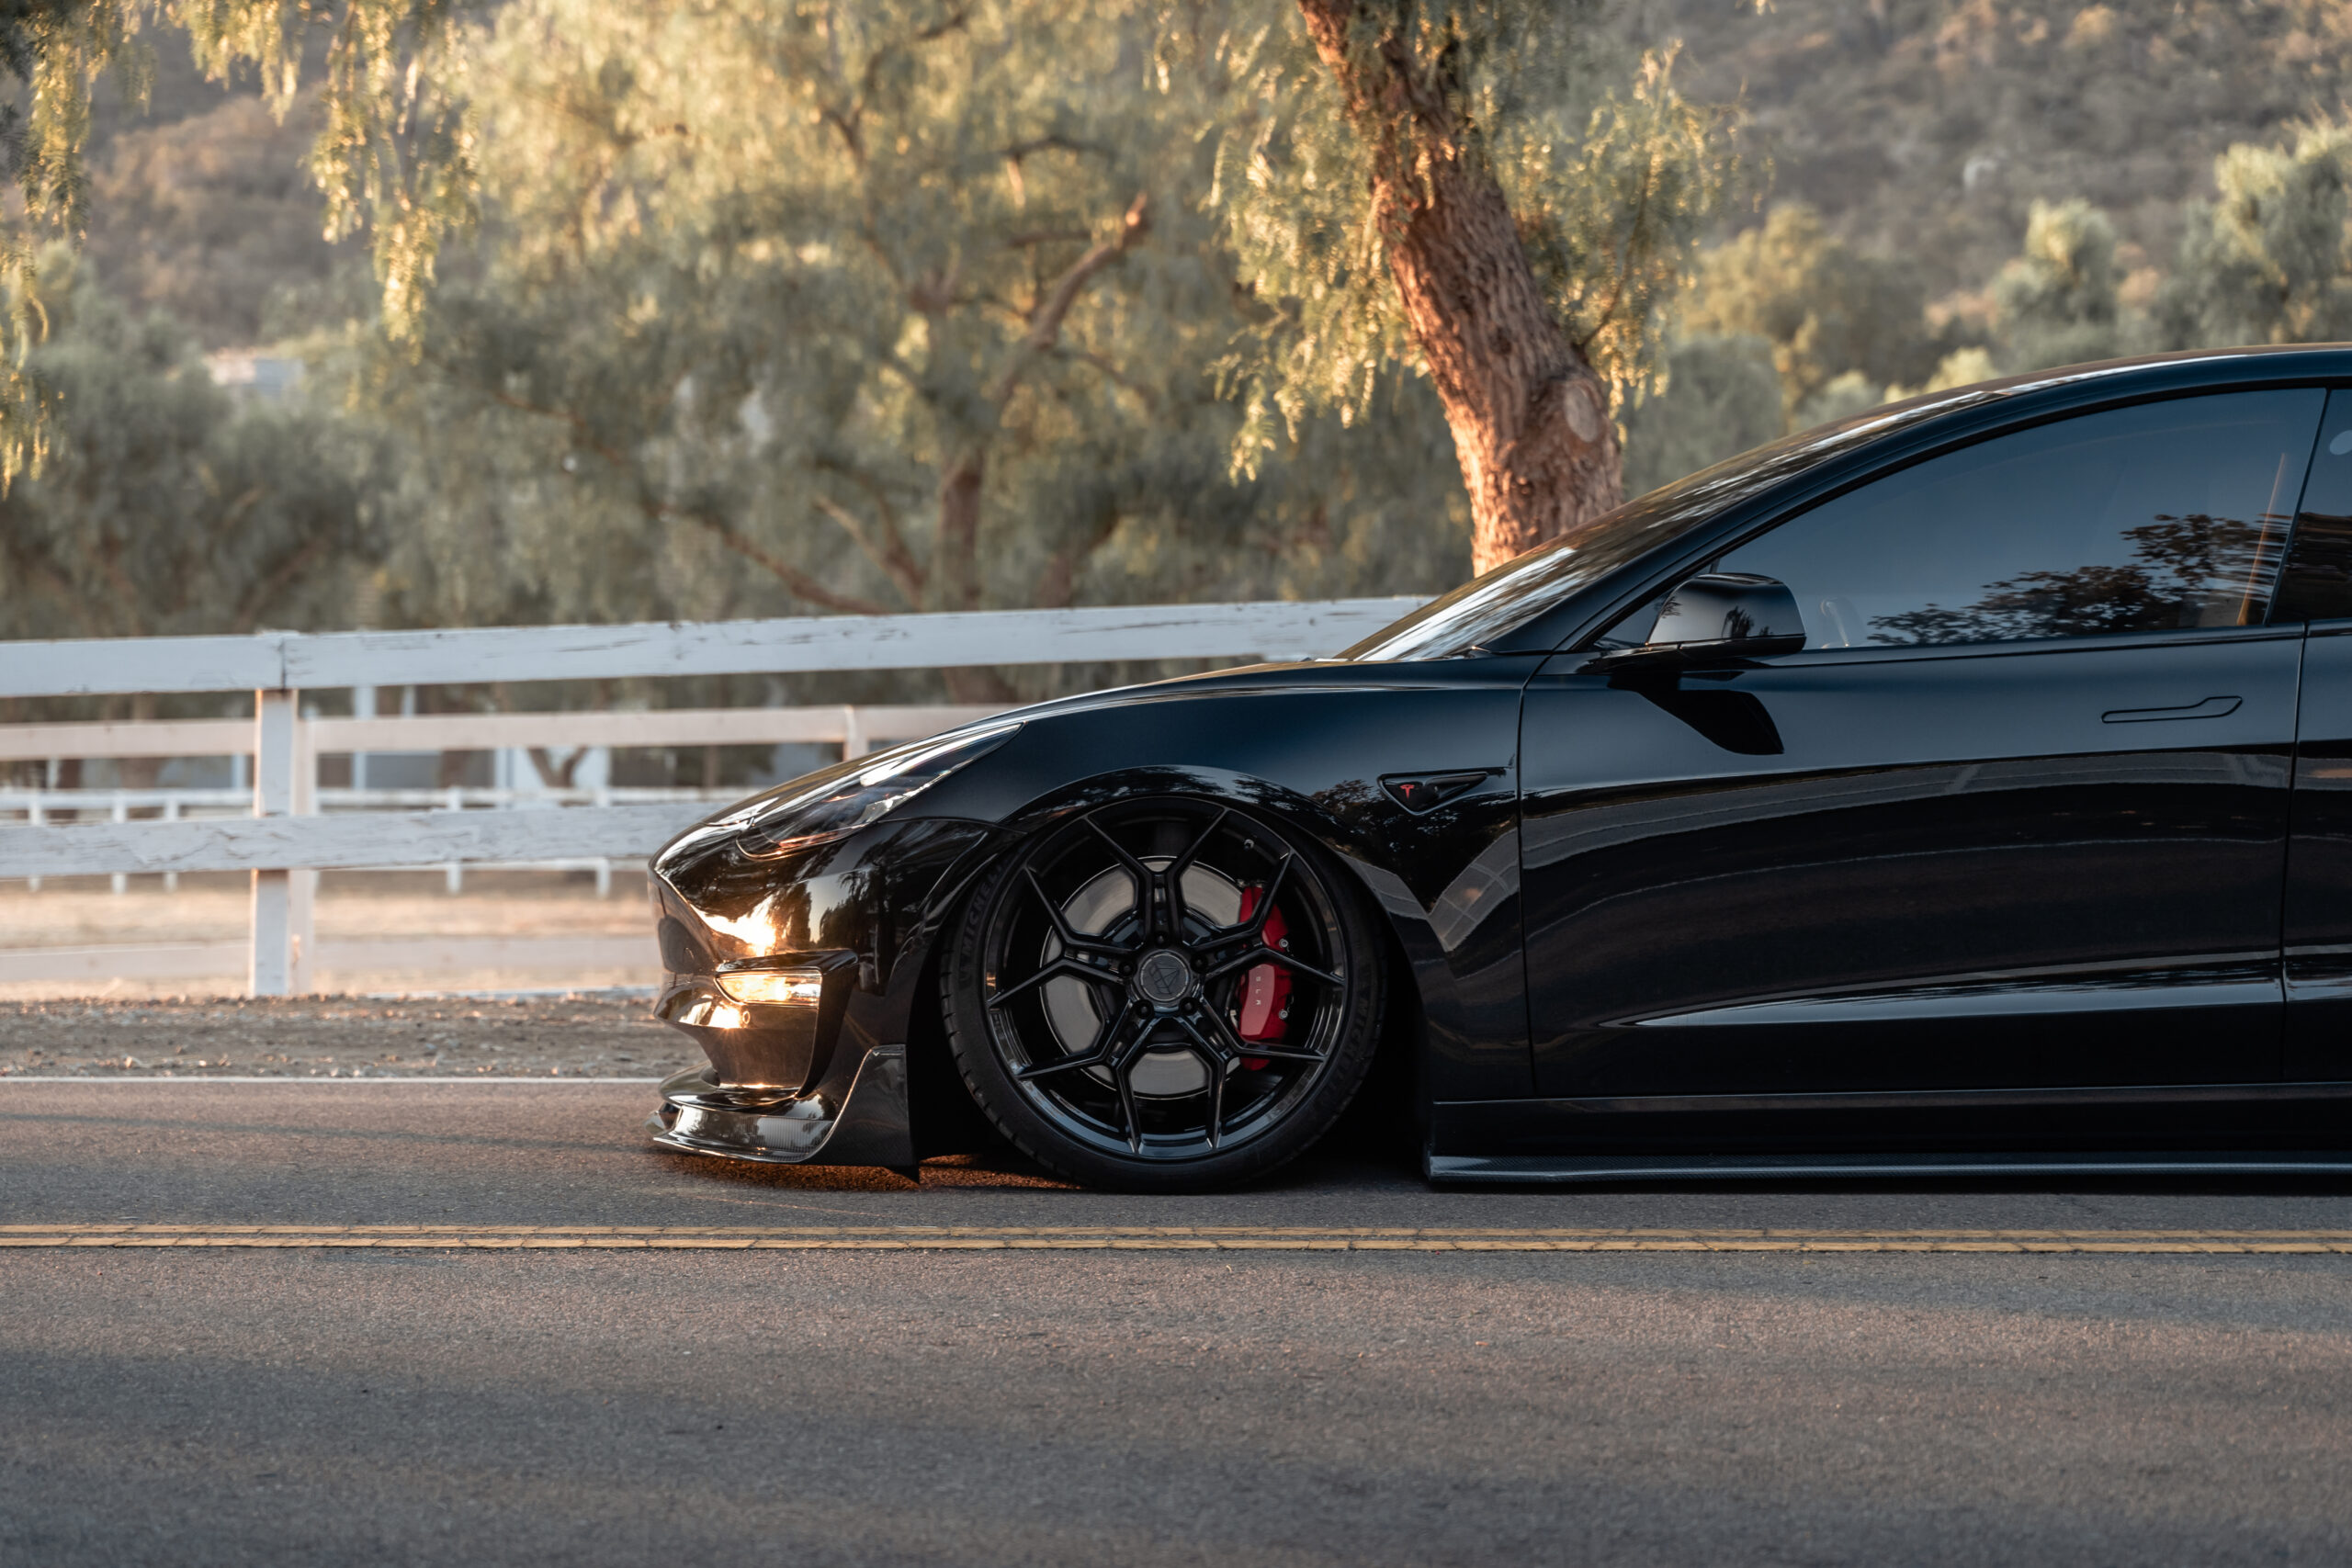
[
  {"x1": 79, "y1": 39, "x2": 352, "y2": 349},
  {"x1": 1640, "y1": 0, "x2": 2352, "y2": 302},
  {"x1": 64, "y1": 6, "x2": 2352, "y2": 353}
]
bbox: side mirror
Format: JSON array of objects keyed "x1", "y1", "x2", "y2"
[{"x1": 1594, "y1": 572, "x2": 1807, "y2": 671}]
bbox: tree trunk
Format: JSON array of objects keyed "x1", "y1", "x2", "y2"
[
  {"x1": 930, "y1": 447, "x2": 1019, "y2": 705},
  {"x1": 1295, "y1": 0, "x2": 1623, "y2": 577}
]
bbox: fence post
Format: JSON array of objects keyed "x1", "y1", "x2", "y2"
[
  {"x1": 109, "y1": 793, "x2": 128, "y2": 895},
  {"x1": 26, "y1": 793, "x2": 40, "y2": 892},
  {"x1": 163, "y1": 798, "x2": 180, "y2": 893},
  {"x1": 289, "y1": 709, "x2": 317, "y2": 994},
  {"x1": 842, "y1": 705, "x2": 867, "y2": 760},
  {"x1": 593, "y1": 784, "x2": 613, "y2": 897},
  {"x1": 249, "y1": 689, "x2": 298, "y2": 996},
  {"x1": 443, "y1": 784, "x2": 463, "y2": 895}
]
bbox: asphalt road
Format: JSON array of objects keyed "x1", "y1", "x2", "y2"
[{"x1": 6, "y1": 1080, "x2": 2352, "y2": 1565}]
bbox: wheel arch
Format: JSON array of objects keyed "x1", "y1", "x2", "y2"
[{"x1": 898, "y1": 763, "x2": 1459, "y2": 1158}]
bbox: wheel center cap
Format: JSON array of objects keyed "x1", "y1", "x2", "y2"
[{"x1": 1133, "y1": 948, "x2": 1195, "y2": 1008}]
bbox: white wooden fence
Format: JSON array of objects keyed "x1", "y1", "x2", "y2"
[{"x1": 0, "y1": 599, "x2": 1419, "y2": 994}]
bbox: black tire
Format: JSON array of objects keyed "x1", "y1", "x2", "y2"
[{"x1": 941, "y1": 796, "x2": 1386, "y2": 1191}]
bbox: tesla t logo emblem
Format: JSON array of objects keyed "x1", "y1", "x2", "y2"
[
  {"x1": 1380, "y1": 771, "x2": 1496, "y2": 815},
  {"x1": 1134, "y1": 949, "x2": 1194, "y2": 1008}
]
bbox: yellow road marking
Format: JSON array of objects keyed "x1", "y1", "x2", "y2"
[{"x1": 6, "y1": 1224, "x2": 2352, "y2": 1253}]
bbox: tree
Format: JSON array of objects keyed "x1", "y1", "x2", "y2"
[
  {"x1": 1616, "y1": 332, "x2": 1780, "y2": 498},
  {"x1": 1990, "y1": 198, "x2": 2126, "y2": 373},
  {"x1": 340, "y1": 0, "x2": 1471, "y2": 702},
  {"x1": 1203, "y1": 5, "x2": 1736, "y2": 574},
  {"x1": 0, "y1": 249, "x2": 383, "y2": 657},
  {"x1": 1677, "y1": 204, "x2": 1945, "y2": 422},
  {"x1": 2159, "y1": 117, "x2": 2352, "y2": 350}
]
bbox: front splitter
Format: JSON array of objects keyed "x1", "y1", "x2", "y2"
[{"x1": 647, "y1": 1043, "x2": 912, "y2": 1168}]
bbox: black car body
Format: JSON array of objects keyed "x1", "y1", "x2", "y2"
[{"x1": 645, "y1": 346, "x2": 2352, "y2": 1187}]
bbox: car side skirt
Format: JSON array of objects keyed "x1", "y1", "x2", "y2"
[
  {"x1": 1431, "y1": 1081, "x2": 2352, "y2": 1168},
  {"x1": 1429, "y1": 1148, "x2": 2352, "y2": 1185}
]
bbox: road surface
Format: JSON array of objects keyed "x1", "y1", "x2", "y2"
[{"x1": 5, "y1": 1079, "x2": 2351, "y2": 1565}]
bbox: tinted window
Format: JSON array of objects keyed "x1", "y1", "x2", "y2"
[
  {"x1": 1345, "y1": 383, "x2": 2018, "y2": 660},
  {"x1": 2272, "y1": 387, "x2": 2352, "y2": 623},
  {"x1": 1712, "y1": 391, "x2": 2323, "y2": 649}
]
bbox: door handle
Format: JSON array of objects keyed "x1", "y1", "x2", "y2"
[{"x1": 2101, "y1": 695, "x2": 2242, "y2": 724}]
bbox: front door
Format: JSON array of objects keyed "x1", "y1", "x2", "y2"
[{"x1": 1521, "y1": 389, "x2": 2321, "y2": 1100}]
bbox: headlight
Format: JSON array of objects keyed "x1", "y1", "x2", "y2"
[
  {"x1": 737, "y1": 721, "x2": 1020, "y2": 857},
  {"x1": 714, "y1": 966, "x2": 827, "y2": 1006}
]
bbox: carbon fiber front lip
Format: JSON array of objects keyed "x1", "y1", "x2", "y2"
[{"x1": 646, "y1": 1045, "x2": 911, "y2": 1168}]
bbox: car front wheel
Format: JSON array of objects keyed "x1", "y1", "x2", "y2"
[{"x1": 942, "y1": 796, "x2": 1385, "y2": 1191}]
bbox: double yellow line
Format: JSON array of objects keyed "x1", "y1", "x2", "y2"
[{"x1": 9, "y1": 1224, "x2": 2352, "y2": 1253}]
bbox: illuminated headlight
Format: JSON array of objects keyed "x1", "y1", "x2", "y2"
[
  {"x1": 715, "y1": 967, "x2": 827, "y2": 1007},
  {"x1": 738, "y1": 721, "x2": 1021, "y2": 857}
]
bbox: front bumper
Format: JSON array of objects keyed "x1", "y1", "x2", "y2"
[{"x1": 646, "y1": 1043, "x2": 913, "y2": 1168}]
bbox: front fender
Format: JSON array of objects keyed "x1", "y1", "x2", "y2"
[{"x1": 959, "y1": 761, "x2": 1530, "y2": 1102}]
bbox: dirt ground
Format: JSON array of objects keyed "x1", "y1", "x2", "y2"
[{"x1": 0, "y1": 991, "x2": 698, "y2": 1078}]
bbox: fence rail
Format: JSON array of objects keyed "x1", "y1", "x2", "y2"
[
  {"x1": 0, "y1": 596, "x2": 1425, "y2": 993},
  {"x1": 0, "y1": 704, "x2": 1010, "y2": 761},
  {"x1": 0, "y1": 599, "x2": 1419, "y2": 699}
]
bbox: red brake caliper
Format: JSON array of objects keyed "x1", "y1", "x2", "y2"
[{"x1": 1233, "y1": 886, "x2": 1291, "y2": 1069}]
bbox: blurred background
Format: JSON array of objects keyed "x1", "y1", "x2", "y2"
[{"x1": 8, "y1": 0, "x2": 2351, "y2": 1000}]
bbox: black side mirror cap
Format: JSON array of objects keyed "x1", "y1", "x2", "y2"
[{"x1": 1585, "y1": 572, "x2": 1807, "y2": 671}]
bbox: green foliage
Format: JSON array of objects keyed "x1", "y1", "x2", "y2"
[
  {"x1": 1989, "y1": 199, "x2": 2125, "y2": 373},
  {"x1": 0, "y1": 0, "x2": 163, "y2": 486},
  {"x1": 1617, "y1": 331, "x2": 1778, "y2": 497},
  {"x1": 0, "y1": 249, "x2": 383, "y2": 643},
  {"x1": 1200, "y1": 2, "x2": 1738, "y2": 474},
  {"x1": 1678, "y1": 204, "x2": 1946, "y2": 420},
  {"x1": 2159, "y1": 117, "x2": 2352, "y2": 349},
  {"x1": 334, "y1": 0, "x2": 1468, "y2": 668},
  {"x1": 171, "y1": 0, "x2": 475, "y2": 338}
]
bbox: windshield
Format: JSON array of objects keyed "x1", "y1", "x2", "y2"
[{"x1": 1343, "y1": 389, "x2": 2017, "y2": 661}]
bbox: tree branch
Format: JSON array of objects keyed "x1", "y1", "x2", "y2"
[
  {"x1": 813, "y1": 459, "x2": 927, "y2": 604},
  {"x1": 987, "y1": 191, "x2": 1150, "y2": 407},
  {"x1": 809, "y1": 491, "x2": 922, "y2": 609},
  {"x1": 232, "y1": 533, "x2": 332, "y2": 634},
  {"x1": 476, "y1": 382, "x2": 893, "y2": 616},
  {"x1": 696, "y1": 511, "x2": 896, "y2": 615}
]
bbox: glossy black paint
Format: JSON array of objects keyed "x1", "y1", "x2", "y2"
[
  {"x1": 646, "y1": 346, "x2": 2352, "y2": 1174},
  {"x1": 2287, "y1": 621, "x2": 2352, "y2": 1078},
  {"x1": 651, "y1": 660, "x2": 1537, "y2": 1141},
  {"x1": 1521, "y1": 626, "x2": 2301, "y2": 1099}
]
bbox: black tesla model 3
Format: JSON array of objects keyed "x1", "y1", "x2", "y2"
[{"x1": 644, "y1": 345, "x2": 2352, "y2": 1190}]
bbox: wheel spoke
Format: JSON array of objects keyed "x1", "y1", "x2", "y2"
[
  {"x1": 1169, "y1": 1012, "x2": 1233, "y2": 1147},
  {"x1": 1201, "y1": 942, "x2": 1340, "y2": 989},
  {"x1": 1192, "y1": 852, "x2": 1295, "y2": 956},
  {"x1": 988, "y1": 953, "x2": 1120, "y2": 1011},
  {"x1": 1240, "y1": 854, "x2": 1292, "y2": 939},
  {"x1": 1080, "y1": 814, "x2": 1166, "y2": 943},
  {"x1": 1189, "y1": 1002, "x2": 1326, "y2": 1066},
  {"x1": 1013, "y1": 998, "x2": 1136, "y2": 1080},
  {"x1": 1023, "y1": 866, "x2": 1128, "y2": 957},
  {"x1": 1161, "y1": 807, "x2": 1229, "y2": 933},
  {"x1": 1108, "y1": 1030, "x2": 1149, "y2": 1154},
  {"x1": 1014, "y1": 1049, "x2": 1108, "y2": 1081}
]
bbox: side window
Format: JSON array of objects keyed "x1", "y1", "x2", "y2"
[
  {"x1": 1713, "y1": 390, "x2": 2324, "y2": 649},
  {"x1": 2272, "y1": 387, "x2": 2352, "y2": 624}
]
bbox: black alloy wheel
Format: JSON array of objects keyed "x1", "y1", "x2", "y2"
[{"x1": 943, "y1": 796, "x2": 1385, "y2": 1190}]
